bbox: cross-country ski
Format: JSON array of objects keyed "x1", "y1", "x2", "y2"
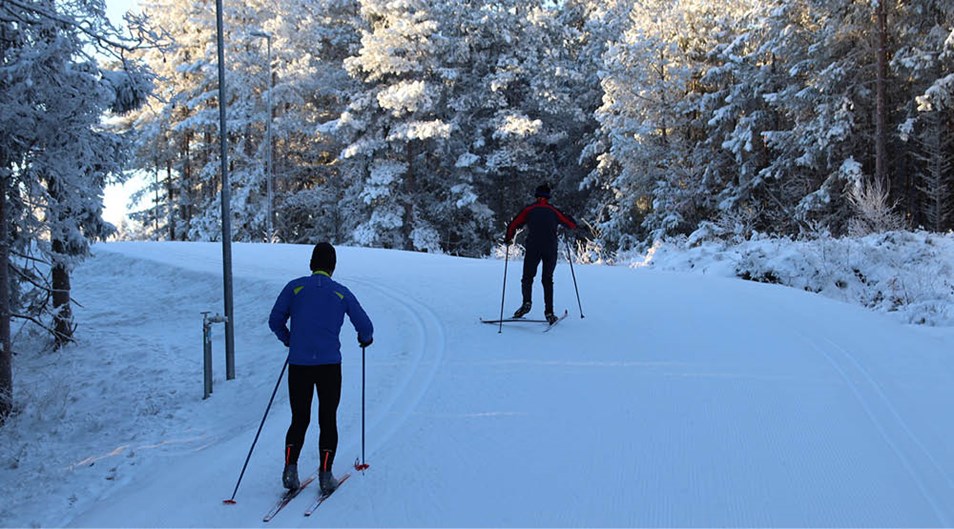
[
  {"x1": 481, "y1": 309, "x2": 569, "y2": 330},
  {"x1": 304, "y1": 473, "x2": 352, "y2": 516},
  {"x1": 261, "y1": 472, "x2": 317, "y2": 522},
  {"x1": 542, "y1": 310, "x2": 569, "y2": 332},
  {"x1": 480, "y1": 317, "x2": 549, "y2": 324}
]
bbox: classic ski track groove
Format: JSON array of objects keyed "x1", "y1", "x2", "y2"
[
  {"x1": 801, "y1": 333, "x2": 954, "y2": 525},
  {"x1": 348, "y1": 277, "x2": 447, "y2": 461}
]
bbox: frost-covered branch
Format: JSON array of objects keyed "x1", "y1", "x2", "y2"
[{"x1": 2, "y1": 0, "x2": 168, "y2": 55}]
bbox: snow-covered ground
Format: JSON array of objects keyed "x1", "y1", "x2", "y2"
[{"x1": 2, "y1": 236, "x2": 954, "y2": 527}]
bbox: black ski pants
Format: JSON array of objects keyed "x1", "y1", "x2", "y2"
[
  {"x1": 521, "y1": 243, "x2": 557, "y2": 312},
  {"x1": 285, "y1": 363, "x2": 341, "y2": 472}
]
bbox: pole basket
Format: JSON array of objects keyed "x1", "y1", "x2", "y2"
[
  {"x1": 354, "y1": 458, "x2": 370, "y2": 472},
  {"x1": 222, "y1": 499, "x2": 237, "y2": 505}
]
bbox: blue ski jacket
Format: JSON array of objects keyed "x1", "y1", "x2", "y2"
[{"x1": 269, "y1": 271, "x2": 374, "y2": 366}]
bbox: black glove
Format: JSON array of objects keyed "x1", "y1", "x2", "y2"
[{"x1": 359, "y1": 337, "x2": 373, "y2": 348}]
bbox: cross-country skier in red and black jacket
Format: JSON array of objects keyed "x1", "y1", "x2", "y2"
[{"x1": 505, "y1": 183, "x2": 578, "y2": 324}]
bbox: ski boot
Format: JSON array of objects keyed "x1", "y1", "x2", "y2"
[
  {"x1": 319, "y1": 471, "x2": 339, "y2": 496},
  {"x1": 512, "y1": 301, "x2": 532, "y2": 319},
  {"x1": 282, "y1": 463, "x2": 300, "y2": 490},
  {"x1": 545, "y1": 310, "x2": 558, "y2": 325}
]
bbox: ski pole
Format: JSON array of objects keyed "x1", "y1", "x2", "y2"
[
  {"x1": 564, "y1": 237, "x2": 584, "y2": 318},
  {"x1": 497, "y1": 242, "x2": 511, "y2": 334},
  {"x1": 354, "y1": 345, "x2": 370, "y2": 472},
  {"x1": 223, "y1": 358, "x2": 288, "y2": 504}
]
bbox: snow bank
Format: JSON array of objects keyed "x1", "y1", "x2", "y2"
[{"x1": 630, "y1": 230, "x2": 954, "y2": 326}]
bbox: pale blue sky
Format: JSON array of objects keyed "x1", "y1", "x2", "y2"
[
  {"x1": 103, "y1": 0, "x2": 144, "y2": 225},
  {"x1": 105, "y1": 0, "x2": 140, "y2": 25}
]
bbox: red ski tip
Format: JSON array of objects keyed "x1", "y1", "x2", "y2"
[{"x1": 223, "y1": 499, "x2": 237, "y2": 505}]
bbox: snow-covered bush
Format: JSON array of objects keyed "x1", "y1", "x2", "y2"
[{"x1": 637, "y1": 231, "x2": 954, "y2": 326}]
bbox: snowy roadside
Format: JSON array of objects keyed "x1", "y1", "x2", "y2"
[{"x1": 0, "y1": 250, "x2": 283, "y2": 527}]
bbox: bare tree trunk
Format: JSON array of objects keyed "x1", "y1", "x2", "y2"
[
  {"x1": 154, "y1": 158, "x2": 160, "y2": 237},
  {"x1": 51, "y1": 239, "x2": 73, "y2": 349},
  {"x1": 914, "y1": 110, "x2": 952, "y2": 231},
  {"x1": 167, "y1": 162, "x2": 176, "y2": 240},
  {"x1": 0, "y1": 170, "x2": 12, "y2": 423},
  {"x1": 404, "y1": 141, "x2": 415, "y2": 250},
  {"x1": 874, "y1": 1, "x2": 888, "y2": 188},
  {"x1": 183, "y1": 134, "x2": 193, "y2": 237},
  {"x1": 0, "y1": 12, "x2": 12, "y2": 424}
]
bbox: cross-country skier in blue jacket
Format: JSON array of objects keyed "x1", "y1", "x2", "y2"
[{"x1": 269, "y1": 242, "x2": 373, "y2": 495}]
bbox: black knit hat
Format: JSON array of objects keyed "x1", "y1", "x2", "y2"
[
  {"x1": 534, "y1": 183, "x2": 551, "y2": 198},
  {"x1": 310, "y1": 242, "x2": 336, "y2": 274}
]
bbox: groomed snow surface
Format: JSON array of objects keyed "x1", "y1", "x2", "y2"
[{"x1": 2, "y1": 236, "x2": 954, "y2": 527}]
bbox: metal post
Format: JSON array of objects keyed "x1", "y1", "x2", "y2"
[
  {"x1": 202, "y1": 312, "x2": 228, "y2": 399},
  {"x1": 202, "y1": 312, "x2": 213, "y2": 399},
  {"x1": 250, "y1": 31, "x2": 273, "y2": 242},
  {"x1": 214, "y1": 0, "x2": 236, "y2": 380},
  {"x1": 265, "y1": 36, "x2": 272, "y2": 242},
  {"x1": 154, "y1": 157, "x2": 159, "y2": 237}
]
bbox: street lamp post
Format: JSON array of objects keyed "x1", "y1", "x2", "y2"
[
  {"x1": 214, "y1": 0, "x2": 235, "y2": 380},
  {"x1": 251, "y1": 30, "x2": 273, "y2": 242}
]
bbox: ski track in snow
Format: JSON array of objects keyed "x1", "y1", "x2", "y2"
[
  {"x1": 345, "y1": 276, "x2": 447, "y2": 472},
  {"x1": 802, "y1": 333, "x2": 954, "y2": 525}
]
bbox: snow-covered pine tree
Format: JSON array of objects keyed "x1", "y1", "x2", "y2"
[
  {"x1": 589, "y1": 0, "x2": 954, "y2": 247},
  {"x1": 126, "y1": 0, "x2": 223, "y2": 240},
  {"x1": 588, "y1": 0, "x2": 671, "y2": 250},
  {"x1": 423, "y1": 0, "x2": 509, "y2": 255},
  {"x1": 571, "y1": 0, "x2": 635, "y2": 245},
  {"x1": 756, "y1": 0, "x2": 886, "y2": 235},
  {"x1": 269, "y1": 0, "x2": 363, "y2": 244},
  {"x1": 217, "y1": 0, "x2": 280, "y2": 242},
  {"x1": 488, "y1": 1, "x2": 595, "y2": 238},
  {"x1": 338, "y1": 0, "x2": 604, "y2": 255},
  {"x1": 894, "y1": 0, "x2": 954, "y2": 232},
  {"x1": 339, "y1": 0, "x2": 457, "y2": 252},
  {"x1": 0, "y1": 0, "x2": 151, "y2": 418},
  {"x1": 910, "y1": 110, "x2": 953, "y2": 231},
  {"x1": 593, "y1": 0, "x2": 751, "y2": 245},
  {"x1": 130, "y1": 0, "x2": 275, "y2": 242},
  {"x1": 129, "y1": 0, "x2": 363, "y2": 243},
  {"x1": 694, "y1": 1, "x2": 783, "y2": 239}
]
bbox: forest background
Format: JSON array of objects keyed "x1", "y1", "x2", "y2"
[{"x1": 116, "y1": 0, "x2": 954, "y2": 254}]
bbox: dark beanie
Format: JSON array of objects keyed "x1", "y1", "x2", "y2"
[
  {"x1": 310, "y1": 242, "x2": 336, "y2": 274},
  {"x1": 535, "y1": 183, "x2": 551, "y2": 198}
]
